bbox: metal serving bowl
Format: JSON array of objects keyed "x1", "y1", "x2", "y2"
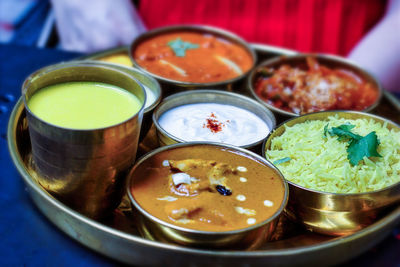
[
  {"x1": 152, "y1": 90, "x2": 276, "y2": 151},
  {"x1": 263, "y1": 111, "x2": 400, "y2": 235},
  {"x1": 126, "y1": 142, "x2": 289, "y2": 249},
  {"x1": 82, "y1": 46, "x2": 133, "y2": 67},
  {"x1": 21, "y1": 61, "x2": 146, "y2": 219},
  {"x1": 247, "y1": 54, "x2": 383, "y2": 117},
  {"x1": 78, "y1": 60, "x2": 162, "y2": 141},
  {"x1": 129, "y1": 25, "x2": 257, "y2": 94}
]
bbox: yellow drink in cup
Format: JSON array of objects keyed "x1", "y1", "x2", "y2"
[
  {"x1": 23, "y1": 62, "x2": 146, "y2": 219},
  {"x1": 28, "y1": 81, "x2": 142, "y2": 129}
]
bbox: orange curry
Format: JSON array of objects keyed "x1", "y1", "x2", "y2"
[
  {"x1": 133, "y1": 31, "x2": 253, "y2": 83},
  {"x1": 130, "y1": 145, "x2": 285, "y2": 232},
  {"x1": 254, "y1": 57, "x2": 379, "y2": 114}
]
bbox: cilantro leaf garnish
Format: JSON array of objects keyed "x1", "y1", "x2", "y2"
[
  {"x1": 325, "y1": 124, "x2": 382, "y2": 166},
  {"x1": 273, "y1": 157, "x2": 291, "y2": 165},
  {"x1": 327, "y1": 123, "x2": 359, "y2": 141},
  {"x1": 346, "y1": 131, "x2": 381, "y2": 166},
  {"x1": 167, "y1": 38, "x2": 199, "y2": 57},
  {"x1": 323, "y1": 124, "x2": 329, "y2": 138}
]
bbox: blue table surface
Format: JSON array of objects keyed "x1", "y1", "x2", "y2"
[{"x1": 0, "y1": 43, "x2": 400, "y2": 266}]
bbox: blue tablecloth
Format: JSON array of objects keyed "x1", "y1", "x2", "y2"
[
  {"x1": 0, "y1": 43, "x2": 399, "y2": 266},
  {"x1": 0, "y1": 44, "x2": 114, "y2": 266}
]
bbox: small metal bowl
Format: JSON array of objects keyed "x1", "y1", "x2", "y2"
[
  {"x1": 153, "y1": 90, "x2": 276, "y2": 151},
  {"x1": 129, "y1": 25, "x2": 257, "y2": 93},
  {"x1": 126, "y1": 142, "x2": 288, "y2": 249},
  {"x1": 248, "y1": 54, "x2": 383, "y2": 117},
  {"x1": 263, "y1": 111, "x2": 400, "y2": 235},
  {"x1": 77, "y1": 61, "x2": 162, "y2": 141},
  {"x1": 82, "y1": 46, "x2": 132, "y2": 67}
]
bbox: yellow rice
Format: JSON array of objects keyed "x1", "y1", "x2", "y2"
[{"x1": 265, "y1": 115, "x2": 400, "y2": 193}]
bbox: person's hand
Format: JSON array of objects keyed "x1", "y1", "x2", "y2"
[
  {"x1": 51, "y1": 0, "x2": 146, "y2": 52},
  {"x1": 348, "y1": 0, "x2": 400, "y2": 93}
]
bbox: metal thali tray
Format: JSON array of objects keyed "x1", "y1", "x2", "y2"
[{"x1": 8, "y1": 44, "x2": 400, "y2": 266}]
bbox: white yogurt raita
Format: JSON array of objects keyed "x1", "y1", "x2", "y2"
[{"x1": 158, "y1": 103, "x2": 270, "y2": 146}]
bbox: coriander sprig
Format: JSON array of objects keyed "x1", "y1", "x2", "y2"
[{"x1": 324, "y1": 123, "x2": 382, "y2": 166}]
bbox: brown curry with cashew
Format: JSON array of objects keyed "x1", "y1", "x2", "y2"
[{"x1": 130, "y1": 145, "x2": 285, "y2": 232}]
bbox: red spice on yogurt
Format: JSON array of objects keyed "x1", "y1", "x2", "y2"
[{"x1": 203, "y1": 112, "x2": 228, "y2": 133}]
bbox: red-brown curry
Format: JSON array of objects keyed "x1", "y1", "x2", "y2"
[
  {"x1": 254, "y1": 57, "x2": 379, "y2": 114},
  {"x1": 133, "y1": 31, "x2": 253, "y2": 83},
  {"x1": 130, "y1": 145, "x2": 285, "y2": 232}
]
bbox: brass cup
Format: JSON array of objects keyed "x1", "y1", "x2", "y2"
[
  {"x1": 129, "y1": 25, "x2": 257, "y2": 95},
  {"x1": 126, "y1": 142, "x2": 288, "y2": 249},
  {"x1": 247, "y1": 54, "x2": 383, "y2": 117},
  {"x1": 22, "y1": 61, "x2": 146, "y2": 219},
  {"x1": 77, "y1": 60, "x2": 162, "y2": 141},
  {"x1": 152, "y1": 90, "x2": 276, "y2": 151},
  {"x1": 263, "y1": 111, "x2": 400, "y2": 235}
]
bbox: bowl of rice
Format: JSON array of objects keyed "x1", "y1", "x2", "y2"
[{"x1": 263, "y1": 111, "x2": 400, "y2": 236}]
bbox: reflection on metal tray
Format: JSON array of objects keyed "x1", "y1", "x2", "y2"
[{"x1": 8, "y1": 44, "x2": 400, "y2": 266}]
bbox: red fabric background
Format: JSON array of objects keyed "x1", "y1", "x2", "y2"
[{"x1": 138, "y1": 0, "x2": 386, "y2": 56}]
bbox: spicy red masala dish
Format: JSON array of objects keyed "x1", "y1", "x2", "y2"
[
  {"x1": 253, "y1": 57, "x2": 379, "y2": 115},
  {"x1": 132, "y1": 31, "x2": 254, "y2": 83}
]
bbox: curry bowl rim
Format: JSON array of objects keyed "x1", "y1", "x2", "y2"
[
  {"x1": 129, "y1": 24, "x2": 257, "y2": 87},
  {"x1": 126, "y1": 141, "x2": 289, "y2": 236},
  {"x1": 247, "y1": 53, "x2": 383, "y2": 117}
]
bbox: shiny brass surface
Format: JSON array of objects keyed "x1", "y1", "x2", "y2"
[
  {"x1": 152, "y1": 90, "x2": 276, "y2": 150},
  {"x1": 77, "y1": 60, "x2": 162, "y2": 141},
  {"x1": 263, "y1": 111, "x2": 400, "y2": 235},
  {"x1": 8, "y1": 74, "x2": 400, "y2": 267},
  {"x1": 21, "y1": 61, "x2": 146, "y2": 219},
  {"x1": 129, "y1": 25, "x2": 257, "y2": 94},
  {"x1": 126, "y1": 142, "x2": 289, "y2": 249},
  {"x1": 6, "y1": 43, "x2": 400, "y2": 266},
  {"x1": 247, "y1": 54, "x2": 383, "y2": 117},
  {"x1": 136, "y1": 212, "x2": 280, "y2": 250}
]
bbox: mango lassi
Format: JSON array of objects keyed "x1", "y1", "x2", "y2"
[{"x1": 28, "y1": 81, "x2": 142, "y2": 129}]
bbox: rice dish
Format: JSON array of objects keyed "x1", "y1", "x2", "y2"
[{"x1": 265, "y1": 115, "x2": 400, "y2": 193}]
